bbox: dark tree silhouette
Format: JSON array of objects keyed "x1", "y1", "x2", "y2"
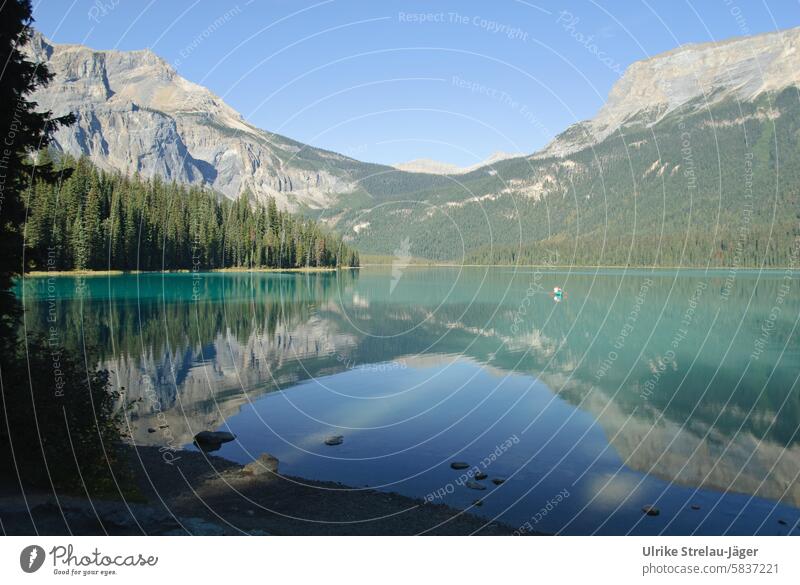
[
  {"x1": 0, "y1": 1, "x2": 123, "y2": 494},
  {"x1": 0, "y1": 0, "x2": 72, "y2": 347}
]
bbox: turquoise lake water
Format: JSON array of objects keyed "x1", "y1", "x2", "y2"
[{"x1": 19, "y1": 267, "x2": 800, "y2": 534}]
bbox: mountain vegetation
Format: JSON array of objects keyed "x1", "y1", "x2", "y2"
[
  {"x1": 22, "y1": 22, "x2": 800, "y2": 269},
  {"x1": 23, "y1": 154, "x2": 360, "y2": 271},
  {"x1": 343, "y1": 88, "x2": 800, "y2": 268}
]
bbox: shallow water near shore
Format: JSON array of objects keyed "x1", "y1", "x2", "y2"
[{"x1": 19, "y1": 266, "x2": 800, "y2": 535}]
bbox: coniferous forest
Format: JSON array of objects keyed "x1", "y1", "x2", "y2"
[{"x1": 23, "y1": 154, "x2": 359, "y2": 272}]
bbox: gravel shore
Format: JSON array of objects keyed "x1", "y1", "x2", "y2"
[{"x1": 0, "y1": 446, "x2": 521, "y2": 536}]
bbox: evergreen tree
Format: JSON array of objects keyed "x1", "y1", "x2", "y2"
[
  {"x1": 23, "y1": 156, "x2": 360, "y2": 272},
  {"x1": 0, "y1": 0, "x2": 72, "y2": 346}
]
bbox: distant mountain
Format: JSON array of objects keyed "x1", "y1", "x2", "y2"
[
  {"x1": 29, "y1": 27, "x2": 800, "y2": 265},
  {"x1": 391, "y1": 158, "x2": 463, "y2": 175},
  {"x1": 392, "y1": 151, "x2": 524, "y2": 175}
]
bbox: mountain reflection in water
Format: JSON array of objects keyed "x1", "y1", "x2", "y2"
[{"x1": 20, "y1": 267, "x2": 800, "y2": 534}]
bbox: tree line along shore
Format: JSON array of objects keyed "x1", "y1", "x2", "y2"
[{"x1": 23, "y1": 153, "x2": 360, "y2": 273}]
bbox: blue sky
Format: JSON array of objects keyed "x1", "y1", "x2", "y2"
[{"x1": 32, "y1": 0, "x2": 799, "y2": 167}]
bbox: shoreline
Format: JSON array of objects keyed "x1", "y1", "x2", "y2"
[
  {"x1": 22, "y1": 266, "x2": 353, "y2": 277},
  {"x1": 362, "y1": 262, "x2": 798, "y2": 271},
  {"x1": 0, "y1": 446, "x2": 522, "y2": 536},
  {"x1": 21, "y1": 263, "x2": 797, "y2": 276}
]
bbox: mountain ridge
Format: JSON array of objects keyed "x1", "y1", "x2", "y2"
[
  {"x1": 534, "y1": 25, "x2": 800, "y2": 159},
  {"x1": 27, "y1": 31, "x2": 385, "y2": 212},
  {"x1": 27, "y1": 26, "x2": 800, "y2": 264}
]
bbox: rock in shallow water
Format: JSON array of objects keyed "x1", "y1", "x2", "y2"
[
  {"x1": 450, "y1": 462, "x2": 470, "y2": 470},
  {"x1": 642, "y1": 505, "x2": 660, "y2": 517},
  {"x1": 243, "y1": 453, "x2": 279, "y2": 476},
  {"x1": 324, "y1": 435, "x2": 344, "y2": 446},
  {"x1": 194, "y1": 431, "x2": 236, "y2": 445},
  {"x1": 491, "y1": 478, "x2": 506, "y2": 485},
  {"x1": 193, "y1": 431, "x2": 236, "y2": 452},
  {"x1": 466, "y1": 480, "x2": 487, "y2": 491},
  {"x1": 474, "y1": 472, "x2": 488, "y2": 480}
]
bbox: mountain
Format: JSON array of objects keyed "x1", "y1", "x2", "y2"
[
  {"x1": 392, "y1": 159, "x2": 464, "y2": 175},
  {"x1": 333, "y1": 27, "x2": 800, "y2": 265},
  {"x1": 536, "y1": 26, "x2": 800, "y2": 159},
  {"x1": 392, "y1": 151, "x2": 524, "y2": 175},
  {"x1": 26, "y1": 32, "x2": 391, "y2": 212},
  {"x1": 29, "y1": 27, "x2": 800, "y2": 265}
]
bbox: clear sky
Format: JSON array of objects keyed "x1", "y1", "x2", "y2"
[{"x1": 31, "y1": 0, "x2": 800, "y2": 167}]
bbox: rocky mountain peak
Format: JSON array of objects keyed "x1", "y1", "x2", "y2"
[
  {"x1": 537, "y1": 26, "x2": 800, "y2": 158},
  {"x1": 27, "y1": 32, "x2": 360, "y2": 210}
]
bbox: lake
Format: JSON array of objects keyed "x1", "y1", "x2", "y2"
[{"x1": 18, "y1": 267, "x2": 800, "y2": 535}]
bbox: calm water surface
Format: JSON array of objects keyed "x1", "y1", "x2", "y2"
[{"x1": 19, "y1": 267, "x2": 800, "y2": 535}]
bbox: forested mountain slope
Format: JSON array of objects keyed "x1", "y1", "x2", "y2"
[
  {"x1": 330, "y1": 27, "x2": 800, "y2": 266},
  {"x1": 341, "y1": 88, "x2": 799, "y2": 266},
  {"x1": 28, "y1": 27, "x2": 800, "y2": 266}
]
